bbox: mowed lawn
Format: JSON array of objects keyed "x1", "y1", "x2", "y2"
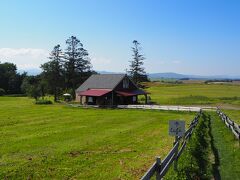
[
  {"x1": 145, "y1": 82, "x2": 240, "y2": 106},
  {"x1": 0, "y1": 97, "x2": 195, "y2": 179}
]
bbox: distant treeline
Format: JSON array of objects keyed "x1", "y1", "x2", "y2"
[
  {"x1": 0, "y1": 36, "x2": 94, "y2": 101},
  {"x1": 0, "y1": 37, "x2": 149, "y2": 101},
  {"x1": 204, "y1": 79, "x2": 240, "y2": 83}
]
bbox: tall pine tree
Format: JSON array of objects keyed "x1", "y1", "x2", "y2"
[
  {"x1": 63, "y1": 36, "x2": 92, "y2": 94},
  {"x1": 129, "y1": 40, "x2": 148, "y2": 86},
  {"x1": 41, "y1": 44, "x2": 64, "y2": 102}
]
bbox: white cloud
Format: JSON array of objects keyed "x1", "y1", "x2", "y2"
[
  {"x1": 157, "y1": 61, "x2": 165, "y2": 65},
  {"x1": 18, "y1": 64, "x2": 41, "y2": 69},
  {"x1": 91, "y1": 56, "x2": 111, "y2": 64},
  {"x1": 172, "y1": 60, "x2": 181, "y2": 64},
  {"x1": 0, "y1": 48, "x2": 48, "y2": 58},
  {"x1": 90, "y1": 56, "x2": 112, "y2": 70},
  {"x1": 0, "y1": 48, "x2": 49, "y2": 69}
]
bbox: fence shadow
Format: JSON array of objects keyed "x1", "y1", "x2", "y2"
[{"x1": 208, "y1": 114, "x2": 221, "y2": 180}]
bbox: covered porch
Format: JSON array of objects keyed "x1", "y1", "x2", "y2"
[
  {"x1": 115, "y1": 89, "x2": 148, "y2": 105},
  {"x1": 78, "y1": 89, "x2": 112, "y2": 105},
  {"x1": 78, "y1": 89, "x2": 148, "y2": 106}
]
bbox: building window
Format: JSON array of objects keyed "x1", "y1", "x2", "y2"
[
  {"x1": 88, "y1": 97, "x2": 93, "y2": 103},
  {"x1": 123, "y1": 78, "x2": 129, "y2": 88},
  {"x1": 133, "y1": 96, "x2": 136, "y2": 102}
]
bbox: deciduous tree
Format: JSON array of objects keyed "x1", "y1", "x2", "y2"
[
  {"x1": 21, "y1": 75, "x2": 46, "y2": 100},
  {"x1": 0, "y1": 62, "x2": 26, "y2": 94}
]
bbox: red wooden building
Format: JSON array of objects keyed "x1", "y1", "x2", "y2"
[{"x1": 75, "y1": 74, "x2": 147, "y2": 105}]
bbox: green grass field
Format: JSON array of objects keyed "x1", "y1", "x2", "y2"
[
  {"x1": 145, "y1": 82, "x2": 240, "y2": 106},
  {"x1": 1, "y1": 82, "x2": 240, "y2": 179},
  {"x1": 0, "y1": 97, "x2": 195, "y2": 179}
]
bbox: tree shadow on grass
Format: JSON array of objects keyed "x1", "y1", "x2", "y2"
[{"x1": 208, "y1": 114, "x2": 221, "y2": 180}]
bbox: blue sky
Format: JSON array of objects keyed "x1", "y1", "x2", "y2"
[{"x1": 0, "y1": 0, "x2": 239, "y2": 75}]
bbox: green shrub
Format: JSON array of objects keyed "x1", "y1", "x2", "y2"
[
  {"x1": 35, "y1": 99, "x2": 53, "y2": 105},
  {"x1": 0, "y1": 88, "x2": 5, "y2": 96}
]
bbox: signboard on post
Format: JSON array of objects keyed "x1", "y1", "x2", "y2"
[{"x1": 169, "y1": 120, "x2": 185, "y2": 137}]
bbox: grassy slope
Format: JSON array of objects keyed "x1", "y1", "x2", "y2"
[
  {"x1": 222, "y1": 109, "x2": 240, "y2": 124},
  {"x1": 0, "y1": 97, "x2": 195, "y2": 179},
  {"x1": 145, "y1": 83, "x2": 240, "y2": 106},
  {"x1": 210, "y1": 112, "x2": 240, "y2": 179}
]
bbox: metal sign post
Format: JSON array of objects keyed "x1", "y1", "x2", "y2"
[
  {"x1": 169, "y1": 120, "x2": 185, "y2": 171},
  {"x1": 169, "y1": 120, "x2": 185, "y2": 137}
]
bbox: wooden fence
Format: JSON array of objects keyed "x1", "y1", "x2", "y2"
[
  {"x1": 118, "y1": 105, "x2": 202, "y2": 112},
  {"x1": 68, "y1": 104, "x2": 203, "y2": 112},
  {"x1": 141, "y1": 110, "x2": 202, "y2": 180},
  {"x1": 216, "y1": 108, "x2": 240, "y2": 140}
]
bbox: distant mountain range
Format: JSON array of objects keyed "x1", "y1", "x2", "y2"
[
  {"x1": 98, "y1": 71, "x2": 240, "y2": 80},
  {"x1": 148, "y1": 72, "x2": 240, "y2": 80},
  {"x1": 18, "y1": 69, "x2": 240, "y2": 80}
]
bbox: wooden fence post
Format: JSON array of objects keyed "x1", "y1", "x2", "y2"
[
  {"x1": 173, "y1": 136, "x2": 178, "y2": 171},
  {"x1": 156, "y1": 157, "x2": 161, "y2": 180}
]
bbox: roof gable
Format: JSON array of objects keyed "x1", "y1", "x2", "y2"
[{"x1": 76, "y1": 74, "x2": 126, "y2": 92}]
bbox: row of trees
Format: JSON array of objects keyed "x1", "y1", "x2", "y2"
[
  {"x1": 24, "y1": 36, "x2": 93, "y2": 101},
  {"x1": 0, "y1": 37, "x2": 148, "y2": 101},
  {"x1": 0, "y1": 62, "x2": 26, "y2": 94}
]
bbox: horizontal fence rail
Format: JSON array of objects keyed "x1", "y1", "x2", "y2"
[
  {"x1": 118, "y1": 105, "x2": 202, "y2": 112},
  {"x1": 141, "y1": 110, "x2": 202, "y2": 180},
  {"x1": 68, "y1": 104, "x2": 203, "y2": 112},
  {"x1": 216, "y1": 108, "x2": 240, "y2": 140}
]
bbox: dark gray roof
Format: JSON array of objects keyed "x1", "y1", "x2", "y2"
[{"x1": 76, "y1": 74, "x2": 126, "y2": 92}]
